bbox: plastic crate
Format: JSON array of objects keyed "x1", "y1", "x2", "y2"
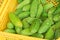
[
  {"x1": 0, "y1": 0, "x2": 59, "y2": 40},
  {"x1": 0, "y1": 31, "x2": 46, "y2": 40},
  {"x1": 0, "y1": 0, "x2": 17, "y2": 31},
  {"x1": 0, "y1": 0, "x2": 8, "y2": 15}
]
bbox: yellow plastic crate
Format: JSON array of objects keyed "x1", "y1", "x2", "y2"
[
  {"x1": 0, "y1": 0, "x2": 8, "y2": 15},
  {"x1": 0, "y1": 31, "x2": 46, "y2": 40},
  {"x1": 0, "y1": 0, "x2": 17, "y2": 31},
  {"x1": 0, "y1": 0, "x2": 59, "y2": 40}
]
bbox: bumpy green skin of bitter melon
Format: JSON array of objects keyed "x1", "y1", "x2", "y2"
[
  {"x1": 32, "y1": 33, "x2": 44, "y2": 38},
  {"x1": 4, "y1": 29, "x2": 16, "y2": 34},
  {"x1": 45, "y1": 27, "x2": 54, "y2": 40},
  {"x1": 7, "y1": 22, "x2": 14, "y2": 29},
  {"x1": 9, "y1": 12, "x2": 23, "y2": 34},
  {"x1": 44, "y1": 2, "x2": 54, "y2": 11},
  {"x1": 30, "y1": 0, "x2": 39, "y2": 18},
  {"x1": 18, "y1": 11, "x2": 30, "y2": 19},
  {"x1": 22, "y1": 19, "x2": 30, "y2": 29},
  {"x1": 53, "y1": 14, "x2": 60, "y2": 22},
  {"x1": 22, "y1": 4, "x2": 30, "y2": 11},
  {"x1": 30, "y1": 19, "x2": 41, "y2": 34},
  {"x1": 9, "y1": 12, "x2": 22, "y2": 27},
  {"x1": 16, "y1": 0, "x2": 30, "y2": 9},
  {"x1": 21, "y1": 28, "x2": 33, "y2": 35},
  {"x1": 36, "y1": 4, "x2": 43, "y2": 18},
  {"x1": 55, "y1": 29, "x2": 60, "y2": 39},
  {"x1": 38, "y1": 18, "x2": 53, "y2": 33}
]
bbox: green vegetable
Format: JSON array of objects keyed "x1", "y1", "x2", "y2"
[
  {"x1": 9, "y1": 12, "x2": 22, "y2": 27},
  {"x1": 24, "y1": 17, "x2": 37, "y2": 24},
  {"x1": 55, "y1": 29, "x2": 60, "y2": 39},
  {"x1": 22, "y1": 4, "x2": 30, "y2": 11},
  {"x1": 42, "y1": 11, "x2": 48, "y2": 18},
  {"x1": 32, "y1": 33, "x2": 43, "y2": 38},
  {"x1": 36, "y1": 4, "x2": 43, "y2": 18},
  {"x1": 30, "y1": 0, "x2": 38, "y2": 18},
  {"x1": 21, "y1": 28, "x2": 32, "y2": 35},
  {"x1": 53, "y1": 22, "x2": 60, "y2": 30},
  {"x1": 17, "y1": 0, "x2": 23, "y2": 3},
  {"x1": 55, "y1": 7, "x2": 60, "y2": 13},
  {"x1": 38, "y1": 19, "x2": 53, "y2": 33},
  {"x1": 40, "y1": 0, "x2": 47, "y2": 4},
  {"x1": 4, "y1": 29, "x2": 16, "y2": 34},
  {"x1": 38, "y1": 0, "x2": 41, "y2": 4},
  {"x1": 16, "y1": 0, "x2": 30, "y2": 9},
  {"x1": 41, "y1": 11, "x2": 48, "y2": 21},
  {"x1": 45, "y1": 27, "x2": 54, "y2": 39},
  {"x1": 55, "y1": 0, "x2": 60, "y2": 2},
  {"x1": 30, "y1": 19, "x2": 41, "y2": 34},
  {"x1": 48, "y1": 7, "x2": 56, "y2": 20},
  {"x1": 18, "y1": 11, "x2": 30, "y2": 19},
  {"x1": 44, "y1": 2, "x2": 54, "y2": 11},
  {"x1": 15, "y1": 26, "x2": 22, "y2": 34},
  {"x1": 5, "y1": 0, "x2": 60, "y2": 39},
  {"x1": 15, "y1": 8, "x2": 22, "y2": 15},
  {"x1": 7, "y1": 22, "x2": 14, "y2": 29},
  {"x1": 22, "y1": 19, "x2": 30, "y2": 29},
  {"x1": 53, "y1": 14, "x2": 60, "y2": 22},
  {"x1": 54, "y1": 7, "x2": 60, "y2": 15}
]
